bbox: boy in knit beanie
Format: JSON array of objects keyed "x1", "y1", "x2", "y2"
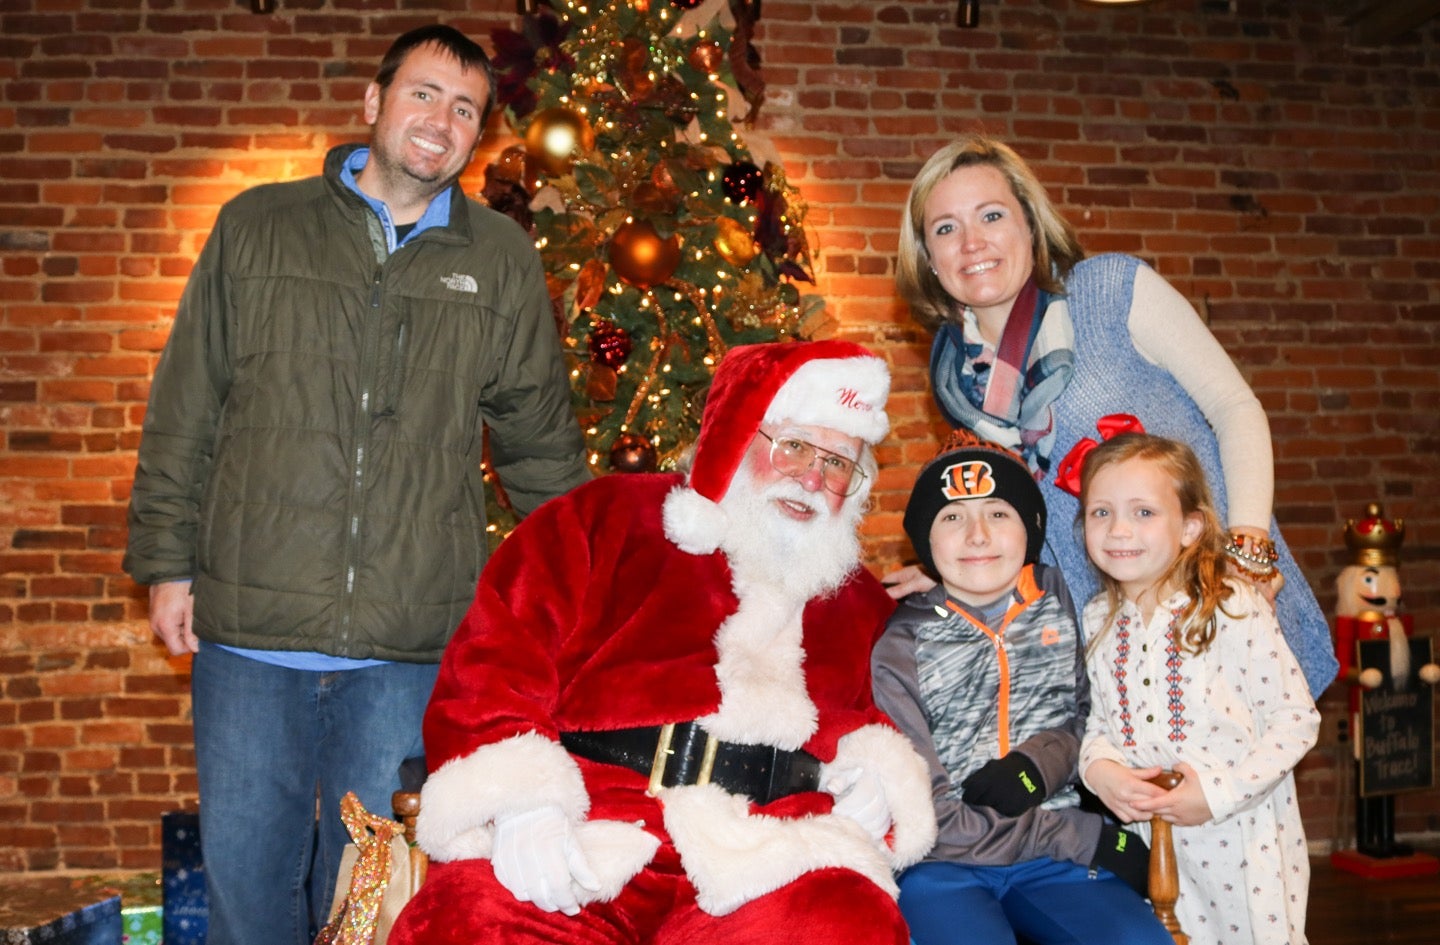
[{"x1": 870, "y1": 430, "x2": 1170, "y2": 945}]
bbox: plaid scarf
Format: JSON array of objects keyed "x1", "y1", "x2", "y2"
[{"x1": 929, "y1": 278, "x2": 1075, "y2": 477}]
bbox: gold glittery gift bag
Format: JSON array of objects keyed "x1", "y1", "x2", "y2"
[{"x1": 315, "y1": 792, "x2": 421, "y2": 945}]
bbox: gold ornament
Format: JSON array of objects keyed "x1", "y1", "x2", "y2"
[
  {"x1": 609, "y1": 220, "x2": 681, "y2": 289},
  {"x1": 713, "y1": 216, "x2": 759, "y2": 267},
  {"x1": 523, "y1": 107, "x2": 595, "y2": 176}
]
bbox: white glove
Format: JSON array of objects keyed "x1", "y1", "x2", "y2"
[
  {"x1": 491, "y1": 805, "x2": 602, "y2": 915},
  {"x1": 825, "y1": 766, "x2": 892, "y2": 844}
]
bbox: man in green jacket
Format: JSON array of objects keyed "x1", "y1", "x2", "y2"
[{"x1": 123, "y1": 24, "x2": 589, "y2": 945}]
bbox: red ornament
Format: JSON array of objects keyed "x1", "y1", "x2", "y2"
[
  {"x1": 688, "y1": 40, "x2": 723, "y2": 74},
  {"x1": 722, "y1": 161, "x2": 763, "y2": 204},
  {"x1": 609, "y1": 432, "x2": 658, "y2": 473},
  {"x1": 609, "y1": 219, "x2": 681, "y2": 289},
  {"x1": 587, "y1": 321, "x2": 632, "y2": 370},
  {"x1": 492, "y1": 144, "x2": 539, "y2": 193}
]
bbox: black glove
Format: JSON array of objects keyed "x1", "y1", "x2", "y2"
[
  {"x1": 1091, "y1": 823, "x2": 1150, "y2": 897},
  {"x1": 960, "y1": 752, "x2": 1047, "y2": 816}
]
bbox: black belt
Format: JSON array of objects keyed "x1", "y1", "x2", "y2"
[{"x1": 560, "y1": 722, "x2": 823, "y2": 806}]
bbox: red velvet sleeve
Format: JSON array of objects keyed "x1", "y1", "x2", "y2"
[
  {"x1": 799, "y1": 572, "x2": 899, "y2": 762},
  {"x1": 421, "y1": 481, "x2": 594, "y2": 773}
]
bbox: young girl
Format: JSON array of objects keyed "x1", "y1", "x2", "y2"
[{"x1": 1076, "y1": 433, "x2": 1320, "y2": 945}]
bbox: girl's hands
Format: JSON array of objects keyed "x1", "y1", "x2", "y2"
[
  {"x1": 1084, "y1": 760, "x2": 1165, "y2": 823},
  {"x1": 882, "y1": 564, "x2": 937, "y2": 601},
  {"x1": 1133, "y1": 762, "x2": 1213, "y2": 827}
]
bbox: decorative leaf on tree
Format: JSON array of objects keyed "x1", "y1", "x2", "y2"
[{"x1": 480, "y1": 0, "x2": 827, "y2": 543}]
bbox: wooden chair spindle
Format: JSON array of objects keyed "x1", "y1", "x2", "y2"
[{"x1": 1146, "y1": 770, "x2": 1188, "y2": 945}]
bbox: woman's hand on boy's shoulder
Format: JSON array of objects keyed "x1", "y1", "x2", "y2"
[{"x1": 882, "y1": 564, "x2": 937, "y2": 600}]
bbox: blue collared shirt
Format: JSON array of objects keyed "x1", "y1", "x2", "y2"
[{"x1": 339, "y1": 146, "x2": 454, "y2": 252}]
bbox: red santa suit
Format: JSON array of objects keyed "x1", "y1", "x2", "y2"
[{"x1": 389, "y1": 341, "x2": 937, "y2": 945}]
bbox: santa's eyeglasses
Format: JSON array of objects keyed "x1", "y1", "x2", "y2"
[{"x1": 757, "y1": 431, "x2": 867, "y2": 497}]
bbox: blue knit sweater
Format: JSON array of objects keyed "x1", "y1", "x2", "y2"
[{"x1": 1034, "y1": 253, "x2": 1337, "y2": 696}]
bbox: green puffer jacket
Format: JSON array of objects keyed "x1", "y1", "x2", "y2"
[{"x1": 124, "y1": 144, "x2": 589, "y2": 662}]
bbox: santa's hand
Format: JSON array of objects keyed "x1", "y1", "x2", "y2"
[
  {"x1": 491, "y1": 805, "x2": 601, "y2": 915},
  {"x1": 1359, "y1": 667, "x2": 1384, "y2": 689},
  {"x1": 1420, "y1": 664, "x2": 1440, "y2": 686},
  {"x1": 826, "y1": 766, "x2": 891, "y2": 843}
]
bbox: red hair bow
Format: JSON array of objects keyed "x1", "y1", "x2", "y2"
[{"x1": 1052, "y1": 414, "x2": 1145, "y2": 497}]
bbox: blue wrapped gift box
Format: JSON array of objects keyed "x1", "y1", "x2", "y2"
[
  {"x1": 0, "y1": 878, "x2": 121, "y2": 945},
  {"x1": 162, "y1": 810, "x2": 208, "y2": 945}
]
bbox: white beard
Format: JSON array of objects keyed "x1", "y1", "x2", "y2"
[{"x1": 715, "y1": 466, "x2": 865, "y2": 602}]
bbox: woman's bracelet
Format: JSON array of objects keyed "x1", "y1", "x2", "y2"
[{"x1": 1225, "y1": 532, "x2": 1278, "y2": 580}]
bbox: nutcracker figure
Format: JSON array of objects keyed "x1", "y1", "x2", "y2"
[{"x1": 1332, "y1": 503, "x2": 1439, "y2": 875}]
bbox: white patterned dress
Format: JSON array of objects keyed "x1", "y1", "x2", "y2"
[{"x1": 1079, "y1": 581, "x2": 1320, "y2": 945}]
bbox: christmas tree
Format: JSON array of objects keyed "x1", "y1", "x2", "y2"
[{"x1": 480, "y1": 0, "x2": 826, "y2": 542}]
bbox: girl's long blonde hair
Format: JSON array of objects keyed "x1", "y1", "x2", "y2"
[{"x1": 1078, "y1": 433, "x2": 1235, "y2": 656}]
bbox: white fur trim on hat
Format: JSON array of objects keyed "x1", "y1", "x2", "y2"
[
  {"x1": 662, "y1": 484, "x2": 726, "y2": 556},
  {"x1": 764, "y1": 355, "x2": 890, "y2": 444},
  {"x1": 661, "y1": 782, "x2": 898, "y2": 916}
]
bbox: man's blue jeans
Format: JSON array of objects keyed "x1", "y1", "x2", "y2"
[{"x1": 192, "y1": 642, "x2": 439, "y2": 945}]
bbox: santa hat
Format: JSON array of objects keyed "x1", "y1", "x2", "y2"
[{"x1": 663, "y1": 340, "x2": 891, "y2": 554}]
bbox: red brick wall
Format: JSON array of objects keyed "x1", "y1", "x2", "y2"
[{"x1": 2, "y1": 0, "x2": 1437, "y2": 872}]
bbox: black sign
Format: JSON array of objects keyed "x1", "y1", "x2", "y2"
[{"x1": 1357, "y1": 637, "x2": 1435, "y2": 797}]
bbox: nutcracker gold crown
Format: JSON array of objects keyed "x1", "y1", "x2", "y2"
[{"x1": 1343, "y1": 501, "x2": 1405, "y2": 567}]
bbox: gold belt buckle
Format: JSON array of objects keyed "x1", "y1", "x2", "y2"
[{"x1": 647, "y1": 723, "x2": 720, "y2": 796}]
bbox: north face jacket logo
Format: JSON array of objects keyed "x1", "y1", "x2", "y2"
[{"x1": 440, "y1": 272, "x2": 478, "y2": 293}]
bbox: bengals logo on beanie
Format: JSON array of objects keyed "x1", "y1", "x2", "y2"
[
  {"x1": 903, "y1": 432, "x2": 1047, "y2": 575},
  {"x1": 940, "y1": 460, "x2": 999, "y2": 501}
]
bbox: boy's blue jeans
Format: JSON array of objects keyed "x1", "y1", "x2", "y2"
[
  {"x1": 192, "y1": 641, "x2": 438, "y2": 945},
  {"x1": 899, "y1": 857, "x2": 1174, "y2": 945}
]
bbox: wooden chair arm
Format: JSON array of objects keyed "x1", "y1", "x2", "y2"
[
  {"x1": 1146, "y1": 770, "x2": 1188, "y2": 945},
  {"x1": 392, "y1": 790, "x2": 427, "y2": 889}
]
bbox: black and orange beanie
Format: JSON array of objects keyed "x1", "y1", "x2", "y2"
[{"x1": 903, "y1": 431, "x2": 1047, "y2": 573}]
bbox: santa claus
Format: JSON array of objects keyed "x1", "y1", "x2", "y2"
[{"x1": 388, "y1": 340, "x2": 937, "y2": 944}]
